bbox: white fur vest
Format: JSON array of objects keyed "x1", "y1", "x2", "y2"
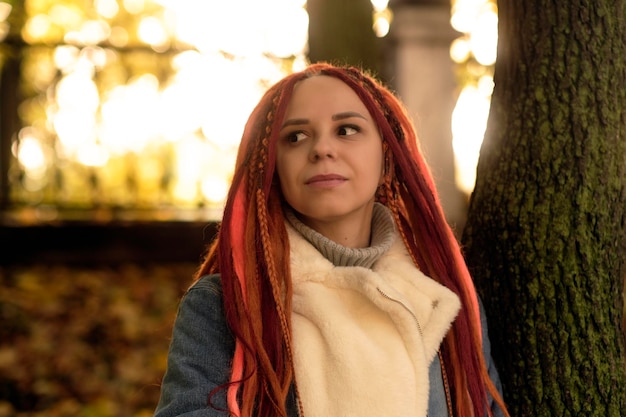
[{"x1": 288, "y1": 224, "x2": 461, "y2": 417}]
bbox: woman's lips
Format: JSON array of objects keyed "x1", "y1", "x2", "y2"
[{"x1": 305, "y1": 174, "x2": 347, "y2": 188}]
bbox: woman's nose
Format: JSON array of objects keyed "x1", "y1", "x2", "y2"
[{"x1": 309, "y1": 133, "x2": 336, "y2": 161}]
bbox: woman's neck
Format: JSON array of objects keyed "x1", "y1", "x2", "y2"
[
  {"x1": 285, "y1": 203, "x2": 396, "y2": 268},
  {"x1": 298, "y1": 214, "x2": 373, "y2": 248}
]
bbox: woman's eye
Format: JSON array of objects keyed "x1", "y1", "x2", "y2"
[
  {"x1": 338, "y1": 125, "x2": 359, "y2": 136},
  {"x1": 286, "y1": 131, "x2": 307, "y2": 143}
]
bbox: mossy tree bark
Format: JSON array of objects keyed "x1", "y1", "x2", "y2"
[
  {"x1": 462, "y1": 1, "x2": 626, "y2": 416},
  {"x1": 306, "y1": 0, "x2": 381, "y2": 75}
]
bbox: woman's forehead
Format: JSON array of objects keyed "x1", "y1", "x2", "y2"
[{"x1": 285, "y1": 75, "x2": 369, "y2": 115}]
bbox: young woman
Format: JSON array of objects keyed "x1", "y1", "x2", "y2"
[{"x1": 154, "y1": 63, "x2": 509, "y2": 417}]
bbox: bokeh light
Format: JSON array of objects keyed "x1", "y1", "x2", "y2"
[
  {"x1": 4, "y1": 0, "x2": 482, "y2": 217},
  {"x1": 450, "y1": 0, "x2": 498, "y2": 194},
  {"x1": 7, "y1": 0, "x2": 310, "y2": 218}
]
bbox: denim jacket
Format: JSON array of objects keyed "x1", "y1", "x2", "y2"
[{"x1": 154, "y1": 274, "x2": 505, "y2": 417}]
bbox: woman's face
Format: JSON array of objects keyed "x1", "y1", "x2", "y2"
[{"x1": 275, "y1": 75, "x2": 383, "y2": 245}]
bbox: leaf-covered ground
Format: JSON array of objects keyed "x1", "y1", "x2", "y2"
[
  {"x1": 0, "y1": 263, "x2": 196, "y2": 417},
  {"x1": 2, "y1": 264, "x2": 622, "y2": 417}
]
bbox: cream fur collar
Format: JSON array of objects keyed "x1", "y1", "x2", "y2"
[{"x1": 288, "y1": 224, "x2": 461, "y2": 417}]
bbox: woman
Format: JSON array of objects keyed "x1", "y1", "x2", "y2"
[{"x1": 154, "y1": 63, "x2": 509, "y2": 417}]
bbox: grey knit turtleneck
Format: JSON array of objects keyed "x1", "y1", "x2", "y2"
[{"x1": 285, "y1": 203, "x2": 396, "y2": 268}]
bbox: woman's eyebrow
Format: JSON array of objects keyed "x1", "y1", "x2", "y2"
[
  {"x1": 281, "y1": 111, "x2": 367, "y2": 129},
  {"x1": 281, "y1": 118, "x2": 308, "y2": 129},
  {"x1": 332, "y1": 111, "x2": 367, "y2": 121}
]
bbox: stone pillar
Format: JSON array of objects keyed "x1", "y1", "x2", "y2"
[{"x1": 386, "y1": 0, "x2": 467, "y2": 235}]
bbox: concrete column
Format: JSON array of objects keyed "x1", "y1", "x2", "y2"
[{"x1": 386, "y1": 1, "x2": 467, "y2": 234}]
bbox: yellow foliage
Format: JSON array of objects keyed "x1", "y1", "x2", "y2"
[{"x1": 0, "y1": 263, "x2": 195, "y2": 416}]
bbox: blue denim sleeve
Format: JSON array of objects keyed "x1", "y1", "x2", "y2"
[
  {"x1": 154, "y1": 274, "x2": 235, "y2": 417},
  {"x1": 479, "y1": 298, "x2": 506, "y2": 417}
]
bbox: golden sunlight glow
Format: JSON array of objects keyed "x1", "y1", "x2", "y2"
[
  {"x1": 95, "y1": 0, "x2": 119, "y2": 19},
  {"x1": 469, "y1": 5, "x2": 497, "y2": 66},
  {"x1": 451, "y1": 79, "x2": 493, "y2": 194},
  {"x1": 11, "y1": 0, "x2": 310, "y2": 214},
  {"x1": 77, "y1": 142, "x2": 110, "y2": 167},
  {"x1": 201, "y1": 176, "x2": 230, "y2": 204},
  {"x1": 10, "y1": 1, "x2": 399, "y2": 215},
  {"x1": 373, "y1": 14, "x2": 390, "y2": 38},
  {"x1": 0, "y1": 0, "x2": 11, "y2": 41},
  {"x1": 450, "y1": 0, "x2": 497, "y2": 194},
  {"x1": 49, "y1": 4, "x2": 83, "y2": 30},
  {"x1": 23, "y1": 14, "x2": 52, "y2": 41},
  {"x1": 371, "y1": 1, "x2": 392, "y2": 38},
  {"x1": 0, "y1": 1, "x2": 11, "y2": 21},
  {"x1": 67, "y1": 19, "x2": 111, "y2": 45},
  {"x1": 123, "y1": 0, "x2": 146, "y2": 15},
  {"x1": 15, "y1": 127, "x2": 51, "y2": 193},
  {"x1": 137, "y1": 16, "x2": 168, "y2": 48},
  {"x1": 266, "y1": 6, "x2": 309, "y2": 57},
  {"x1": 371, "y1": 0, "x2": 389, "y2": 12},
  {"x1": 108, "y1": 26, "x2": 129, "y2": 46},
  {"x1": 54, "y1": 45, "x2": 81, "y2": 70},
  {"x1": 99, "y1": 74, "x2": 161, "y2": 154},
  {"x1": 450, "y1": 38, "x2": 471, "y2": 63},
  {"x1": 17, "y1": 130, "x2": 47, "y2": 172},
  {"x1": 55, "y1": 70, "x2": 100, "y2": 112}
]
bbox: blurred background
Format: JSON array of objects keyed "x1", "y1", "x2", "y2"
[{"x1": 0, "y1": 0, "x2": 497, "y2": 415}]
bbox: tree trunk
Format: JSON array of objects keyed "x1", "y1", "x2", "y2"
[
  {"x1": 306, "y1": 0, "x2": 381, "y2": 75},
  {"x1": 462, "y1": 1, "x2": 626, "y2": 416}
]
